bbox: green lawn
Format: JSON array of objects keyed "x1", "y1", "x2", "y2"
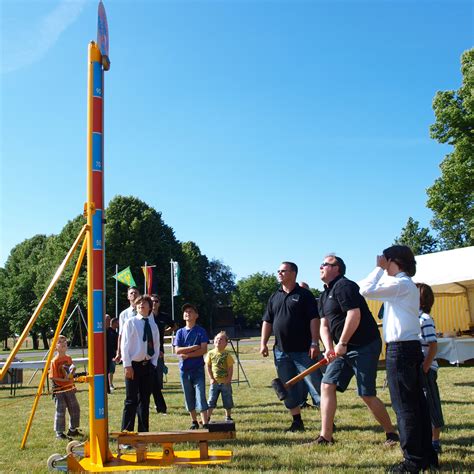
[{"x1": 0, "y1": 352, "x2": 473, "y2": 473}]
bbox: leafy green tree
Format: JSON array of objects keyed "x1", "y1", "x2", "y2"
[
  {"x1": 428, "y1": 48, "x2": 474, "y2": 249},
  {"x1": 3, "y1": 234, "x2": 51, "y2": 349},
  {"x1": 232, "y1": 272, "x2": 278, "y2": 327},
  {"x1": 34, "y1": 215, "x2": 87, "y2": 347},
  {"x1": 179, "y1": 241, "x2": 211, "y2": 327},
  {"x1": 0, "y1": 268, "x2": 12, "y2": 348},
  {"x1": 105, "y1": 195, "x2": 182, "y2": 316},
  {"x1": 206, "y1": 259, "x2": 236, "y2": 306},
  {"x1": 394, "y1": 217, "x2": 438, "y2": 255},
  {"x1": 176, "y1": 245, "x2": 236, "y2": 330}
]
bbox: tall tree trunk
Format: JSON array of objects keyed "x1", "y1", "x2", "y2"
[
  {"x1": 31, "y1": 332, "x2": 39, "y2": 350},
  {"x1": 40, "y1": 329, "x2": 49, "y2": 350}
]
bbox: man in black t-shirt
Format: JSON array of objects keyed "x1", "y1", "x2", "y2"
[
  {"x1": 151, "y1": 294, "x2": 177, "y2": 414},
  {"x1": 314, "y1": 254, "x2": 398, "y2": 447},
  {"x1": 260, "y1": 261, "x2": 322, "y2": 433}
]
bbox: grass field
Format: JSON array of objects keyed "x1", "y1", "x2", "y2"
[{"x1": 0, "y1": 344, "x2": 473, "y2": 473}]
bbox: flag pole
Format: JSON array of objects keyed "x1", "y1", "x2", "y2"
[
  {"x1": 144, "y1": 261, "x2": 147, "y2": 294},
  {"x1": 170, "y1": 259, "x2": 175, "y2": 322},
  {"x1": 115, "y1": 264, "x2": 118, "y2": 318}
]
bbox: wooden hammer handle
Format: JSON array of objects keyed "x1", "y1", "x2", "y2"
[{"x1": 284, "y1": 357, "x2": 329, "y2": 389}]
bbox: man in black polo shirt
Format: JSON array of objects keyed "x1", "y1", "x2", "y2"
[
  {"x1": 260, "y1": 261, "x2": 322, "y2": 432},
  {"x1": 315, "y1": 253, "x2": 398, "y2": 446}
]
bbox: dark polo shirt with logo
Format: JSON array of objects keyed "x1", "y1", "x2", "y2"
[
  {"x1": 319, "y1": 275, "x2": 379, "y2": 347},
  {"x1": 263, "y1": 284, "x2": 319, "y2": 353}
]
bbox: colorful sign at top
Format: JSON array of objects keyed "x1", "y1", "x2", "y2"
[{"x1": 97, "y1": 1, "x2": 109, "y2": 57}]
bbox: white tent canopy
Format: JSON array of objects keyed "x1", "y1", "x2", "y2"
[
  {"x1": 413, "y1": 246, "x2": 474, "y2": 293},
  {"x1": 413, "y1": 246, "x2": 474, "y2": 324}
]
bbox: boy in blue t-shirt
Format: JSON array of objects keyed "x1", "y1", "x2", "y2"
[{"x1": 173, "y1": 303, "x2": 210, "y2": 429}]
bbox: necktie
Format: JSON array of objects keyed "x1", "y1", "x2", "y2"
[{"x1": 143, "y1": 318, "x2": 154, "y2": 357}]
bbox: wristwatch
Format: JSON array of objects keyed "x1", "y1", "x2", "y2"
[{"x1": 310, "y1": 342, "x2": 319, "y2": 348}]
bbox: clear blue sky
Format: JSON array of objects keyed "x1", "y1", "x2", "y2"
[{"x1": 1, "y1": 0, "x2": 472, "y2": 290}]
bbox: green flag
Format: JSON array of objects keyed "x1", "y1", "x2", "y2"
[
  {"x1": 113, "y1": 266, "x2": 136, "y2": 287},
  {"x1": 172, "y1": 260, "x2": 180, "y2": 296}
]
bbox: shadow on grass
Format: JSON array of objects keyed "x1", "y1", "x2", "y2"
[
  {"x1": 442, "y1": 434, "x2": 474, "y2": 445},
  {"x1": 235, "y1": 402, "x2": 282, "y2": 410},
  {"x1": 439, "y1": 399, "x2": 474, "y2": 406},
  {"x1": 333, "y1": 424, "x2": 388, "y2": 434},
  {"x1": 452, "y1": 380, "x2": 474, "y2": 387}
]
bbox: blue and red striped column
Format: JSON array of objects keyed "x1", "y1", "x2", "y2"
[{"x1": 86, "y1": 41, "x2": 108, "y2": 465}]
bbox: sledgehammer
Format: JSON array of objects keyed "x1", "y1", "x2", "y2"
[{"x1": 271, "y1": 356, "x2": 330, "y2": 401}]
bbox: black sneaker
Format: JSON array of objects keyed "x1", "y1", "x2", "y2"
[
  {"x1": 387, "y1": 461, "x2": 420, "y2": 473},
  {"x1": 285, "y1": 419, "x2": 305, "y2": 432},
  {"x1": 56, "y1": 432, "x2": 71, "y2": 440},
  {"x1": 189, "y1": 421, "x2": 200, "y2": 430},
  {"x1": 67, "y1": 428, "x2": 83, "y2": 438},
  {"x1": 315, "y1": 435, "x2": 334, "y2": 445},
  {"x1": 303, "y1": 435, "x2": 335, "y2": 446},
  {"x1": 226, "y1": 416, "x2": 233, "y2": 422},
  {"x1": 384, "y1": 432, "x2": 400, "y2": 447},
  {"x1": 202, "y1": 424, "x2": 210, "y2": 429}
]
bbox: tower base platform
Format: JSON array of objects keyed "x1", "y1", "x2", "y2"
[
  {"x1": 68, "y1": 449, "x2": 233, "y2": 471},
  {"x1": 57, "y1": 426, "x2": 236, "y2": 472}
]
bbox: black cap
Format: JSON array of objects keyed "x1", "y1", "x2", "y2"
[{"x1": 182, "y1": 303, "x2": 198, "y2": 313}]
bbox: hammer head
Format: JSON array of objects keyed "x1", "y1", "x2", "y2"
[{"x1": 271, "y1": 377, "x2": 287, "y2": 400}]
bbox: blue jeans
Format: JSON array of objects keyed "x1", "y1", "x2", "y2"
[
  {"x1": 180, "y1": 366, "x2": 209, "y2": 413},
  {"x1": 273, "y1": 347, "x2": 322, "y2": 410},
  {"x1": 208, "y1": 382, "x2": 234, "y2": 409},
  {"x1": 386, "y1": 341, "x2": 438, "y2": 470}
]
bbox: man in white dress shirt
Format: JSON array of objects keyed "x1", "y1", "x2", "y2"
[
  {"x1": 120, "y1": 294, "x2": 160, "y2": 433},
  {"x1": 359, "y1": 245, "x2": 438, "y2": 473}
]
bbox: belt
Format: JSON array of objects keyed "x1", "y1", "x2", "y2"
[
  {"x1": 386, "y1": 340, "x2": 420, "y2": 347},
  {"x1": 132, "y1": 359, "x2": 150, "y2": 366}
]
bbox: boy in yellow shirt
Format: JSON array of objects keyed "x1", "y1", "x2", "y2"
[{"x1": 205, "y1": 331, "x2": 234, "y2": 421}]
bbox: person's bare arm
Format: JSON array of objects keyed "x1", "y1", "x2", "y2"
[
  {"x1": 225, "y1": 364, "x2": 233, "y2": 384},
  {"x1": 309, "y1": 318, "x2": 321, "y2": 359},
  {"x1": 320, "y1": 317, "x2": 334, "y2": 356},
  {"x1": 260, "y1": 321, "x2": 272, "y2": 357},
  {"x1": 181, "y1": 342, "x2": 208, "y2": 359},
  {"x1": 334, "y1": 308, "x2": 361, "y2": 357},
  {"x1": 206, "y1": 359, "x2": 216, "y2": 384},
  {"x1": 175, "y1": 344, "x2": 201, "y2": 354},
  {"x1": 422, "y1": 341, "x2": 437, "y2": 373}
]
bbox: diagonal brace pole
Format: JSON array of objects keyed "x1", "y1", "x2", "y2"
[{"x1": 20, "y1": 233, "x2": 88, "y2": 449}]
